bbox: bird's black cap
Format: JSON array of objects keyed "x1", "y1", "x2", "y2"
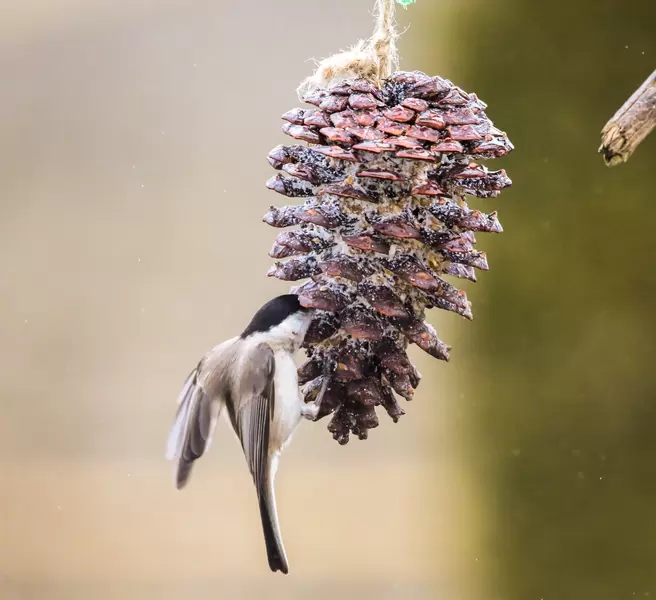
[{"x1": 241, "y1": 294, "x2": 309, "y2": 338}]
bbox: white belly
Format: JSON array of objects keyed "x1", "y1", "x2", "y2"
[{"x1": 269, "y1": 350, "x2": 303, "y2": 452}]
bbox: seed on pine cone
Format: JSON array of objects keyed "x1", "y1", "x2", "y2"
[{"x1": 264, "y1": 70, "x2": 513, "y2": 444}]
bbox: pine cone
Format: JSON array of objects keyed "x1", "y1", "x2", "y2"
[{"x1": 264, "y1": 71, "x2": 513, "y2": 444}]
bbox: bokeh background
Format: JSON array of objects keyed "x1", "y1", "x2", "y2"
[{"x1": 1, "y1": 1, "x2": 655, "y2": 599}]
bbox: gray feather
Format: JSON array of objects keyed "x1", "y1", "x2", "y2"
[
  {"x1": 166, "y1": 361, "x2": 221, "y2": 490},
  {"x1": 233, "y1": 344, "x2": 289, "y2": 574},
  {"x1": 234, "y1": 345, "x2": 275, "y2": 476}
]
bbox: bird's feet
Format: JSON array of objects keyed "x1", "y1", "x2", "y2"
[
  {"x1": 300, "y1": 357, "x2": 333, "y2": 421},
  {"x1": 301, "y1": 401, "x2": 321, "y2": 421}
]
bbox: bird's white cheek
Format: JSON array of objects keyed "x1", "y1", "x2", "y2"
[{"x1": 263, "y1": 313, "x2": 311, "y2": 348}]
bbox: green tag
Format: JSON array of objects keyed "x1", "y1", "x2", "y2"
[{"x1": 396, "y1": 0, "x2": 416, "y2": 6}]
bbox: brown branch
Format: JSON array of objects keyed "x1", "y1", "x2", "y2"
[{"x1": 599, "y1": 69, "x2": 656, "y2": 166}]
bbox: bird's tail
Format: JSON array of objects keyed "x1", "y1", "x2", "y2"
[{"x1": 258, "y1": 458, "x2": 289, "y2": 574}]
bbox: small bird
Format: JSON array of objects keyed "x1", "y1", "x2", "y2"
[{"x1": 166, "y1": 294, "x2": 324, "y2": 574}]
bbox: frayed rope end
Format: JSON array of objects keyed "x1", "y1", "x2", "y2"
[{"x1": 297, "y1": 0, "x2": 415, "y2": 98}]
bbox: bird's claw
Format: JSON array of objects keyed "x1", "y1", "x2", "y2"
[
  {"x1": 300, "y1": 358, "x2": 333, "y2": 421},
  {"x1": 301, "y1": 401, "x2": 321, "y2": 421}
]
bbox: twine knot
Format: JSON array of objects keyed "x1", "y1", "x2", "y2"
[{"x1": 298, "y1": 0, "x2": 413, "y2": 97}]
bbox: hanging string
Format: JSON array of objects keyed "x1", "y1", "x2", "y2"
[{"x1": 297, "y1": 0, "x2": 416, "y2": 97}]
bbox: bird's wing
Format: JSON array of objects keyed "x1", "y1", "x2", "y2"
[
  {"x1": 166, "y1": 347, "x2": 229, "y2": 489},
  {"x1": 232, "y1": 344, "x2": 289, "y2": 573},
  {"x1": 233, "y1": 343, "x2": 276, "y2": 489}
]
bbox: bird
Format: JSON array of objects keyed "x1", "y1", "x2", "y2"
[{"x1": 165, "y1": 294, "x2": 326, "y2": 574}]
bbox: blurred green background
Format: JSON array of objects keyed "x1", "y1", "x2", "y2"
[
  {"x1": 435, "y1": 1, "x2": 656, "y2": 599},
  {"x1": 0, "y1": 1, "x2": 654, "y2": 599}
]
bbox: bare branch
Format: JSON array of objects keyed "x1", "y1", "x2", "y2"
[{"x1": 599, "y1": 69, "x2": 656, "y2": 166}]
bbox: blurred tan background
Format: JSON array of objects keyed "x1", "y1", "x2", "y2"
[{"x1": 1, "y1": 1, "x2": 655, "y2": 599}]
